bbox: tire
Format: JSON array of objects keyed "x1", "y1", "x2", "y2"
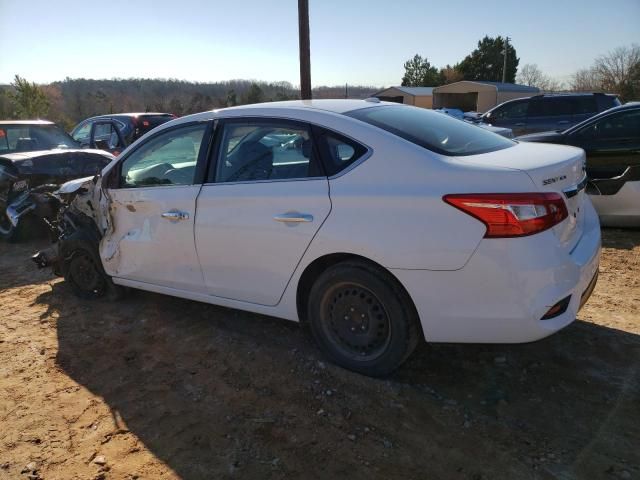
[
  {"x1": 307, "y1": 261, "x2": 420, "y2": 377},
  {"x1": 60, "y1": 229, "x2": 122, "y2": 300}
]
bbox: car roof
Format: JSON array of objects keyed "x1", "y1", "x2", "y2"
[
  {"x1": 0, "y1": 120, "x2": 56, "y2": 125},
  {"x1": 88, "y1": 112, "x2": 172, "y2": 119},
  {"x1": 222, "y1": 99, "x2": 383, "y2": 114},
  {"x1": 165, "y1": 99, "x2": 386, "y2": 127}
]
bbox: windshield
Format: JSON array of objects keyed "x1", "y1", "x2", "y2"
[
  {"x1": 0, "y1": 124, "x2": 80, "y2": 153},
  {"x1": 346, "y1": 105, "x2": 515, "y2": 156}
]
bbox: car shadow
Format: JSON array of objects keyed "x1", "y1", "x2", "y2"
[
  {"x1": 38, "y1": 282, "x2": 640, "y2": 480},
  {"x1": 601, "y1": 227, "x2": 640, "y2": 250},
  {"x1": 0, "y1": 237, "x2": 54, "y2": 289}
]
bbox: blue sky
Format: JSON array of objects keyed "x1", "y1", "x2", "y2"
[{"x1": 0, "y1": 0, "x2": 638, "y2": 87}]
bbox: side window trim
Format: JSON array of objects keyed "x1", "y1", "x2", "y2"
[
  {"x1": 111, "y1": 120, "x2": 212, "y2": 189},
  {"x1": 206, "y1": 117, "x2": 325, "y2": 185}
]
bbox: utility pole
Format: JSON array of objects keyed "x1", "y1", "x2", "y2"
[
  {"x1": 298, "y1": 0, "x2": 312, "y2": 100},
  {"x1": 502, "y1": 36, "x2": 510, "y2": 83}
]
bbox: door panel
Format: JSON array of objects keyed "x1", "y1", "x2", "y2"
[
  {"x1": 195, "y1": 179, "x2": 330, "y2": 305},
  {"x1": 100, "y1": 121, "x2": 210, "y2": 291},
  {"x1": 102, "y1": 186, "x2": 205, "y2": 291},
  {"x1": 568, "y1": 109, "x2": 640, "y2": 178}
]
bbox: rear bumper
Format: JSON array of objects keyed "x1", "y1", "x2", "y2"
[{"x1": 392, "y1": 200, "x2": 602, "y2": 343}]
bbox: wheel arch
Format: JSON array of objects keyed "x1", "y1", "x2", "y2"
[{"x1": 295, "y1": 252, "x2": 425, "y2": 339}]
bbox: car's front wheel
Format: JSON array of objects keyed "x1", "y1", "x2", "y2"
[{"x1": 307, "y1": 261, "x2": 420, "y2": 376}]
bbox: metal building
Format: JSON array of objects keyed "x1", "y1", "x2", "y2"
[
  {"x1": 432, "y1": 81, "x2": 540, "y2": 112},
  {"x1": 373, "y1": 86, "x2": 434, "y2": 108}
]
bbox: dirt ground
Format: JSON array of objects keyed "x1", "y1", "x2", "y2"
[{"x1": 0, "y1": 229, "x2": 638, "y2": 480}]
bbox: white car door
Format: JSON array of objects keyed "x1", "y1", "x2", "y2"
[
  {"x1": 100, "y1": 122, "x2": 211, "y2": 292},
  {"x1": 195, "y1": 118, "x2": 331, "y2": 306}
]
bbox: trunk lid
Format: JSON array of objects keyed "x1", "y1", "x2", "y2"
[{"x1": 458, "y1": 142, "x2": 587, "y2": 251}]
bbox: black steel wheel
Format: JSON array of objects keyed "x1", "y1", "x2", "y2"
[
  {"x1": 320, "y1": 282, "x2": 392, "y2": 362},
  {"x1": 308, "y1": 260, "x2": 420, "y2": 376},
  {"x1": 64, "y1": 248, "x2": 108, "y2": 299}
]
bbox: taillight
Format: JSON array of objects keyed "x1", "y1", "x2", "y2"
[{"x1": 443, "y1": 193, "x2": 568, "y2": 238}]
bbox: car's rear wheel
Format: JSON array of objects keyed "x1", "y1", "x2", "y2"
[{"x1": 307, "y1": 261, "x2": 420, "y2": 376}]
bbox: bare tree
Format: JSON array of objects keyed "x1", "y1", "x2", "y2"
[
  {"x1": 594, "y1": 44, "x2": 640, "y2": 100},
  {"x1": 571, "y1": 68, "x2": 602, "y2": 92},
  {"x1": 517, "y1": 64, "x2": 545, "y2": 87},
  {"x1": 517, "y1": 64, "x2": 564, "y2": 92}
]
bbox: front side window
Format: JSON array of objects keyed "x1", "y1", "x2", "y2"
[
  {"x1": 346, "y1": 105, "x2": 514, "y2": 156},
  {"x1": 492, "y1": 100, "x2": 528, "y2": 120},
  {"x1": 119, "y1": 123, "x2": 206, "y2": 188},
  {"x1": 576, "y1": 110, "x2": 640, "y2": 140},
  {"x1": 215, "y1": 120, "x2": 320, "y2": 183}
]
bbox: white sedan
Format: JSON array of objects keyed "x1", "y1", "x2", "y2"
[{"x1": 39, "y1": 100, "x2": 601, "y2": 376}]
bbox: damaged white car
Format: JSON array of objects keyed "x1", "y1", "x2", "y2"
[{"x1": 35, "y1": 100, "x2": 601, "y2": 376}]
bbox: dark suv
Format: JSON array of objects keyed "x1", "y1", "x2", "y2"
[
  {"x1": 70, "y1": 113, "x2": 175, "y2": 155},
  {"x1": 481, "y1": 93, "x2": 621, "y2": 136}
]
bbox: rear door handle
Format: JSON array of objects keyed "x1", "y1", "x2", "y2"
[
  {"x1": 514, "y1": 122, "x2": 525, "y2": 127},
  {"x1": 161, "y1": 210, "x2": 189, "y2": 221},
  {"x1": 558, "y1": 120, "x2": 570, "y2": 125},
  {"x1": 273, "y1": 212, "x2": 313, "y2": 223}
]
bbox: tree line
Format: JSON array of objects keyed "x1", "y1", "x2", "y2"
[
  {"x1": 401, "y1": 37, "x2": 640, "y2": 102},
  {"x1": 0, "y1": 77, "x2": 378, "y2": 130}
]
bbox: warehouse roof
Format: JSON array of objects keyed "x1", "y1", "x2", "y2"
[
  {"x1": 434, "y1": 81, "x2": 539, "y2": 93},
  {"x1": 374, "y1": 86, "x2": 435, "y2": 96}
]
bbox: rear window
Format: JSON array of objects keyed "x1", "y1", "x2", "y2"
[
  {"x1": 596, "y1": 95, "x2": 622, "y2": 111},
  {"x1": 345, "y1": 105, "x2": 514, "y2": 156},
  {"x1": 0, "y1": 124, "x2": 79, "y2": 153}
]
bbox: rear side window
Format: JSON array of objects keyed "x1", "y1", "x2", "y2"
[
  {"x1": 214, "y1": 120, "x2": 322, "y2": 183},
  {"x1": 529, "y1": 97, "x2": 572, "y2": 117},
  {"x1": 317, "y1": 130, "x2": 368, "y2": 176},
  {"x1": 579, "y1": 109, "x2": 640, "y2": 140},
  {"x1": 572, "y1": 97, "x2": 597, "y2": 115},
  {"x1": 346, "y1": 105, "x2": 514, "y2": 156}
]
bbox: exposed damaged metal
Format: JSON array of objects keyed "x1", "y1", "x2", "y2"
[{"x1": 0, "y1": 149, "x2": 113, "y2": 241}]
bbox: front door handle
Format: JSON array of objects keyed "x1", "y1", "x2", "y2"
[
  {"x1": 273, "y1": 212, "x2": 313, "y2": 223},
  {"x1": 161, "y1": 210, "x2": 189, "y2": 222},
  {"x1": 514, "y1": 122, "x2": 525, "y2": 127},
  {"x1": 558, "y1": 120, "x2": 570, "y2": 125}
]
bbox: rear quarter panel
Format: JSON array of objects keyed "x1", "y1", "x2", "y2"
[{"x1": 302, "y1": 126, "x2": 537, "y2": 271}]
